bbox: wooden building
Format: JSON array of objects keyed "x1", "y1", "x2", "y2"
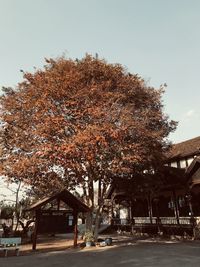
[
  {"x1": 106, "y1": 136, "x2": 200, "y2": 235},
  {"x1": 25, "y1": 189, "x2": 90, "y2": 250}
]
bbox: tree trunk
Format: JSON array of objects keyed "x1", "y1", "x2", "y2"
[
  {"x1": 94, "y1": 208, "x2": 102, "y2": 242},
  {"x1": 85, "y1": 211, "x2": 93, "y2": 232},
  {"x1": 19, "y1": 219, "x2": 35, "y2": 236},
  {"x1": 84, "y1": 176, "x2": 108, "y2": 242},
  {"x1": 14, "y1": 181, "x2": 21, "y2": 233}
]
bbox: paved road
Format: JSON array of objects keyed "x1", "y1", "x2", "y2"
[{"x1": 1, "y1": 240, "x2": 200, "y2": 267}]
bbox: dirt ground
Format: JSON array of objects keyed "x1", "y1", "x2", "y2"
[
  {"x1": 1, "y1": 234, "x2": 200, "y2": 267},
  {"x1": 0, "y1": 233, "x2": 80, "y2": 256}
]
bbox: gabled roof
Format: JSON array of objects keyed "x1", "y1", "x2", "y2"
[
  {"x1": 106, "y1": 166, "x2": 186, "y2": 199},
  {"x1": 167, "y1": 136, "x2": 200, "y2": 160},
  {"x1": 25, "y1": 189, "x2": 90, "y2": 213},
  {"x1": 186, "y1": 156, "x2": 200, "y2": 176}
]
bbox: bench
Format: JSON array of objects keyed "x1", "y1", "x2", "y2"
[{"x1": 0, "y1": 237, "x2": 21, "y2": 257}]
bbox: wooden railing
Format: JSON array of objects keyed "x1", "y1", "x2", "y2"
[
  {"x1": 134, "y1": 217, "x2": 157, "y2": 224},
  {"x1": 160, "y1": 217, "x2": 191, "y2": 225},
  {"x1": 112, "y1": 217, "x2": 195, "y2": 226}
]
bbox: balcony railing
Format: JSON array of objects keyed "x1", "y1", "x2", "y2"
[{"x1": 112, "y1": 217, "x2": 195, "y2": 226}]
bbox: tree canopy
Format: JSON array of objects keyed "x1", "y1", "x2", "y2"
[{"x1": 0, "y1": 55, "x2": 176, "y2": 206}]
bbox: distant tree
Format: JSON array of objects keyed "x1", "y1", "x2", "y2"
[
  {"x1": 0, "y1": 55, "x2": 177, "y2": 238},
  {"x1": 0, "y1": 177, "x2": 23, "y2": 231},
  {"x1": 0, "y1": 202, "x2": 15, "y2": 219}
]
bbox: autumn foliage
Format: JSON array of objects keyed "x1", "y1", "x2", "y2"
[{"x1": 0, "y1": 55, "x2": 176, "y2": 208}]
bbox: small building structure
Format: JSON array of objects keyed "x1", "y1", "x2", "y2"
[{"x1": 25, "y1": 189, "x2": 90, "y2": 250}]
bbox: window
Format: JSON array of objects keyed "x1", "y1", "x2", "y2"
[
  {"x1": 171, "y1": 162, "x2": 178, "y2": 168},
  {"x1": 180, "y1": 159, "x2": 187, "y2": 168}
]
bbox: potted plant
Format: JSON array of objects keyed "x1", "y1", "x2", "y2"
[{"x1": 84, "y1": 231, "x2": 95, "y2": 247}]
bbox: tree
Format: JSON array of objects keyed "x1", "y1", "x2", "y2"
[
  {"x1": 0, "y1": 55, "x2": 176, "y2": 238},
  {"x1": 0, "y1": 177, "x2": 29, "y2": 233},
  {"x1": 0, "y1": 201, "x2": 15, "y2": 219}
]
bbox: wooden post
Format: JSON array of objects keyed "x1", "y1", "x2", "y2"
[
  {"x1": 129, "y1": 199, "x2": 135, "y2": 234},
  {"x1": 187, "y1": 193, "x2": 196, "y2": 237},
  {"x1": 172, "y1": 190, "x2": 180, "y2": 225},
  {"x1": 32, "y1": 209, "x2": 40, "y2": 250},
  {"x1": 127, "y1": 200, "x2": 131, "y2": 223},
  {"x1": 154, "y1": 198, "x2": 161, "y2": 234},
  {"x1": 110, "y1": 199, "x2": 114, "y2": 225},
  {"x1": 57, "y1": 199, "x2": 60, "y2": 211},
  {"x1": 73, "y1": 211, "x2": 78, "y2": 248},
  {"x1": 147, "y1": 194, "x2": 153, "y2": 224},
  {"x1": 187, "y1": 193, "x2": 194, "y2": 217}
]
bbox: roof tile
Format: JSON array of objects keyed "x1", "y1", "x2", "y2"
[{"x1": 167, "y1": 136, "x2": 200, "y2": 160}]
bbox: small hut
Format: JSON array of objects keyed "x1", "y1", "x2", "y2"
[{"x1": 25, "y1": 189, "x2": 90, "y2": 250}]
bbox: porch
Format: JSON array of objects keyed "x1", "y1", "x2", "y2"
[{"x1": 110, "y1": 216, "x2": 199, "y2": 236}]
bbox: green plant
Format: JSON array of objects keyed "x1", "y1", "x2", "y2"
[{"x1": 83, "y1": 231, "x2": 95, "y2": 243}]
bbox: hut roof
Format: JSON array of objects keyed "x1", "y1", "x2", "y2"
[{"x1": 25, "y1": 189, "x2": 90, "y2": 213}]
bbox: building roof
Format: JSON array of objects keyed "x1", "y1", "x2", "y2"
[
  {"x1": 106, "y1": 166, "x2": 186, "y2": 199},
  {"x1": 25, "y1": 189, "x2": 90, "y2": 213},
  {"x1": 167, "y1": 136, "x2": 200, "y2": 160},
  {"x1": 186, "y1": 156, "x2": 200, "y2": 176}
]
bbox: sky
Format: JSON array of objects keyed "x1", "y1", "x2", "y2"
[{"x1": 0, "y1": 0, "x2": 200, "y2": 144}]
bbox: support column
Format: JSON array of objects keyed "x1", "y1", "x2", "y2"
[
  {"x1": 154, "y1": 198, "x2": 161, "y2": 233},
  {"x1": 187, "y1": 193, "x2": 196, "y2": 237},
  {"x1": 127, "y1": 200, "x2": 131, "y2": 223},
  {"x1": 57, "y1": 199, "x2": 60, "y2": 211},
  {"x1": 187, "y1": 193, "x2": 194, "y2": 217},
  {"x1": 147, "y1": 194, "x2": 153, "y2": 224},
  {"x1": 32, "y1": 209, "x2": 40, "y2": 250},
  {"x1": 129, "y1": 199, "x2": 135, "y2": 234},
  {"x1": 172, "y1": 190, "x2": 180, "y2": 225},
  {"x1": 73, "y1": 211, "x2": 78, "y2": 248}
]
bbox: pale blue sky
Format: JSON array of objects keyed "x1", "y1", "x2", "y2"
[{"x1": 0, "y1": 0, "x2": 200, "y2": 143}]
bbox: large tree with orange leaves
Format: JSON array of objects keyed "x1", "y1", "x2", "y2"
[{"x1": 0, "y1": 55, "x2": 176, "y2": 234}]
